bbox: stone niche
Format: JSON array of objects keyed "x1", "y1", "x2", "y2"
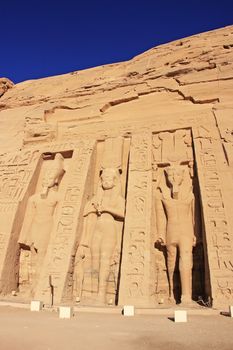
[
  {"x1": 0, "y1": 140, "x2": 97, "y2": 304},
  {"x1": 151, "y1": 129, "x2": 207, "y2": 305},
  {"x1": 17, "y1": 151, "x2": 72, "y2": 299},
  {"x1": 118, "y1": 129, "x2": 209, "y2": 308},
  {"x1": 73, "y1": 137, "x2": 130, "y2": 306}
]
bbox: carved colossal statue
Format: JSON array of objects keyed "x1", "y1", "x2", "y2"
[
  {"x1": 75, "y1": 167, "x2": 125, "y2": 303},
  {"x1": 18, "y1": 153, "x2": 65, "y2": 294},
  {"x1": 155, "y1": 164, "x2": 196, "y2": 304}
]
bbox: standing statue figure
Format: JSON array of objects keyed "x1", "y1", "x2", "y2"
[
  {"x1": 76, "y1": 168, "x2": 125, "y2": 304},
  {"x1": 155, "y1": 164, "x2": 196, "y2": 304},
  {"x1": 18, "y1": 153, "x2": 65, "y2": 294}
]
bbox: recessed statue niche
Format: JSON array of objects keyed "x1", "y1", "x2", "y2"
[
  {"x1": 74, "y1": 137, "x2": 129, "y2": 305},
  {"x1": 18, "y1": 153, "x2": 65, "y2": 296},
  {"x1": 152, "y1": 129, "x2": 206, "y2": 305}
]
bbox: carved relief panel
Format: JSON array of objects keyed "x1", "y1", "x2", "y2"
[
  {"x1": 213, "y1": 109, "x2": 233, "y2": 167},
  {"x1": 118, "y1": 133, "x2": 152, "y2": 306},
  {"x1": 193, "y1": 124, "x2": 233, "y2": 308}
]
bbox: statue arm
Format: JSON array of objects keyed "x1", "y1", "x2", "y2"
[
  {"x1": 79, "y1": 212, "x2": 97, "y2": 248},
  {"x1": 78, "y1": 196, "x2": 99, "y2": 250},
  {"x1": 101, "y1": 196, "x2": 125, "y2": 219},
  {"x1": 155, "y1": 195, "x2": 167, "y2": 245},
  {"x1": 191, "y1": 195, "x2": 197, "y2": 246},
  {"x1": 83, "y1": 198, "x2": 98, "y2": 217},
  {"x1": 52, "y1": 192, "x2": 61, "y2": 217},
  {"x1": 18, "y1": 196, "x2": 36, "y2": 246}
]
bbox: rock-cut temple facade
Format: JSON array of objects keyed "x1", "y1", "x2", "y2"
[{"x1": 0, "y1": 25, "x2": 233, "y2": 309}]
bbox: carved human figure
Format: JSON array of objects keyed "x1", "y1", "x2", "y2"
[
  {"x1": 18, "y1": 153, "x2": 65, "y2": 293},
  {"x1": 76, "y1": 168, "x2": 125, "y2": 303},
  {"x1": 155, "y1": 165, "x2": 196, "y2": 304}
]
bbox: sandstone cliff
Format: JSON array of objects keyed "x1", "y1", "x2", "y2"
[{"x1": 0, "y1": 25, "x2": 232, "y2": 154}]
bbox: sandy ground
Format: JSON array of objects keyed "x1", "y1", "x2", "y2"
[{"x1": 0, "y1": 306, "x2": 233, "y2": 350}]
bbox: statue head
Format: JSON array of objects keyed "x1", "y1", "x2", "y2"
[
  {"x1": 100, "y1": 168, "x2": 119, "y2": 190},
  {"x1": 41, "y1": 153, "x2": 65, "y2": 196},
  {"x1": 165, "y1": 165, "x2": 185, "y2": 198}
]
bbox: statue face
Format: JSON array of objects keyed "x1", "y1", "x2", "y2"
[
  {"x1": 101, "y1": 169, "x2": 116, "y2": 190},
  {"x1": 42, "y1": 170, "x2": 57, "y2": 188},
  {"x1": 166, "y1": 167, "x2": 184, "y2": 188}
]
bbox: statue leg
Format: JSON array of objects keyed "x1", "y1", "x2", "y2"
[
  {"x1": 98, "y1": 227, "x2": 117, "y2": 303},
  {"x1": 179, "y1": 241, "x2": 193, "y2": 303},
  {"x1": 18, "y1": 248, "x2": 31, "y2": 295},
  {"x1": 166, "y1": 244, "x2": 177, "y2": 302},
  {"x1": 30, "y1": 248, "x2": 38, "y2": 296},
  {"x1": 91, "y1": 231, "x2": 101, "y2": 293},
  {"x1": 28, "y1": 245, "x2": 43, "y2": 297},
  {"x1": 75, "y1": 259, "x2": 84, "y2": 301}
]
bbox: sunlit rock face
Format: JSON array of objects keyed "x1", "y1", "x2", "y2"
[{"x1": 0, "y1": 25, "x2": 233, "y2": 309}]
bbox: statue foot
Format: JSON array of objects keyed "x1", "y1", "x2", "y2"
[
  {"x1": 92, "y1": 292, "x2": 106, "y2": 306},
  {"x1": 107, "y1": 298, "x2": 114, "y2": 306},
  {"x1": 167, "y1": 297, "x2": 176, "y2": 305},
  {"x1": 180, "y1": 296, "x2": 198, "y2": 307},
  {"x1": 75, "y1": 296, "x2": 81, "y2": 303}
]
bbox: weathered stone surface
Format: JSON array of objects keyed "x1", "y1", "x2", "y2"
[
  {"x1": 0, "y1": 25, "x2": 233, "y2": 309},
  {"x1": 0, "y1": 78, "x2": 14, "y2": 98}
]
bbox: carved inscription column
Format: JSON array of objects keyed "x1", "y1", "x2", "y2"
[
  {"x1": 118, "y1": 132, "x2": 152, "y2": 306},
  {"x1": 35, "y1": 140, "x2": 95, "y2": 304},
  {"x1": 193, "y1": 126, "x2": 233, "y2": 307}
]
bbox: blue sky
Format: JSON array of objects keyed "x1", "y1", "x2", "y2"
[{"x1": 1, "y1": 0, "x2": 233, "y2": 83}]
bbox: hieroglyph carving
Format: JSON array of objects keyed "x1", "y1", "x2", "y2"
[
  {"x1": 152, "y1": 129, "x2": 193, "y2": 165},
  {"x1": 118, "y1": 133, "x2": 152, "y2": 306},
  {"x1": 193, "y1": 127, "x2": 233, "y2": 307}
]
